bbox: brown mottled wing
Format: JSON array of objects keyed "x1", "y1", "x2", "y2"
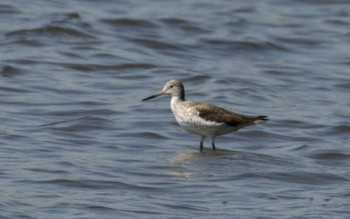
[{"x1": 192, "y1": 103, "x2": 267, "y2": 127}]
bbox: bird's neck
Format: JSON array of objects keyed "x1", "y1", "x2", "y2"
[
  {"x1": 171, "y1": 95, "x2": 184, "y2": 104},
  {"x1": 170, "y1": 94, "x2": 185, "y2": 113},
  {"x1": 172, "y1": 89, "x2": 185, "y2": 101}
]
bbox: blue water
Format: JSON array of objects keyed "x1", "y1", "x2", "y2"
[{"x1": 1, "y1": 0, "x2": 350, "y2": 218}]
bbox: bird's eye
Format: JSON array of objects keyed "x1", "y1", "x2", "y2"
[{"x1": 169, "y1": 85, "x2": 174, "y2": 88}]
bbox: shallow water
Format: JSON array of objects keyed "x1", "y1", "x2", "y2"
[{"x1": 1, "y1": 0, "x2": 350, "y2": 218}]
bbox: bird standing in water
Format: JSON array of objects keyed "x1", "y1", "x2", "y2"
[{"x1": 142, "y1": 80, "x2": 268, "y2": 150}]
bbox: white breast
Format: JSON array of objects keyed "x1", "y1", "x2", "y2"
[{"x1": 170, "y1": 98, "x2": 228, "y2": 137}]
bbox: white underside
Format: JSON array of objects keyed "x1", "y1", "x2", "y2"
[
  {"x1": 170, "y1": 97, "x2": 241, "y2": 139},
  {"x1": 175, "y1": 115, "x2": 240, "y2": 138}
]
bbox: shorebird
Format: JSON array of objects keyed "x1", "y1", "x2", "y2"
[{"x1": 142, "y1": 79, "x2": 268, "y2": 150}]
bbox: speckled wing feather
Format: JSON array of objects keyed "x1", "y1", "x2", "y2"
[{"x1": 187, "y1": 102, "x2": 267, "y2": 126}]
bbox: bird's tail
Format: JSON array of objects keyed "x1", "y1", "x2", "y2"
[{"x1": 253, "y1": 115, "x2": 269, "y2": 124}]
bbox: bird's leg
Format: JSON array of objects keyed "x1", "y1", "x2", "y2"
[
  {"x1": 211, "y1": 137, "x2": 216, "y2": 150},
  {"x1": 200, "y1": 136, "x2": 205, "y2": 151}
]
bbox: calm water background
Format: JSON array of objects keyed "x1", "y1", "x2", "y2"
[{"x1": 1, "y1": 0, "x2": 350, "y2": 218}]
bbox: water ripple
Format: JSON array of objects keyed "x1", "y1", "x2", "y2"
[
  {"x1": 6, "y1": 25, "x2": 95, "y2": 40},
  {"x1": 1, "y1": 0, "x2": 350, "y2": 218}
]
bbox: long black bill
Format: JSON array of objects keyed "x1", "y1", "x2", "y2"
[{"x1": 142, "y1": 94, "x2": 159, "y2": 101}]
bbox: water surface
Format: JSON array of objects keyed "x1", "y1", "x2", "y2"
[{"x1": 1, "y1": 0, "x2": 350, "y2": 218}]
